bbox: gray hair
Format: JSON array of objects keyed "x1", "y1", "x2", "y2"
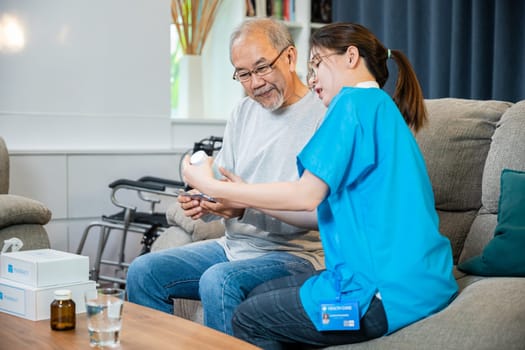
[{"x1": 229, "y1": 18, "x2": 295, "y2": 59}]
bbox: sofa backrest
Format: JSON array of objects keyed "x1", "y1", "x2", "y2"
[{"x1": 416, "y1": 99, "x2": 512, "y2": 263}]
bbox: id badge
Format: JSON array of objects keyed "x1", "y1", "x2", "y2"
[{"x1": 318, "y1": 300, "x2": 360, "y2": 331}]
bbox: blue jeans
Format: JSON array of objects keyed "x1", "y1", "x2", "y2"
[
  {"x1": 126, "y1": 240, "x2": 315, "y2": 335},
  {"x1": 232, "y1": 273, "x2": 388, "y2": 349}
]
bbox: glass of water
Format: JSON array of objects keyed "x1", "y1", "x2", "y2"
[{"x1": 84, "y1": 288, "x2": 125, "y2": 347}]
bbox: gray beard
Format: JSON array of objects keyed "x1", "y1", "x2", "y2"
[{"x1": 260, "y1": 91, "x2": 284, "y2": 112}]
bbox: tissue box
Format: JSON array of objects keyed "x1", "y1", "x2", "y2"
[
  {"x1": 0, "y1": 278, "x2": 97, "y2": 321},
  {"x1": 0, "y1": 249, "x2": 89, "y2": 287}
]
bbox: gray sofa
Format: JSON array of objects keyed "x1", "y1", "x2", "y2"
[
  {"x1": 152, "y1": 98, "x2": 525, "y2": 349},
  {"x1": 0, "y1": 137, "x2": 52, "y2": 251}
]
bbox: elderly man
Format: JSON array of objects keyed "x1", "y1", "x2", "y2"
[{"x1": 126, "y1": 18, "x2": 326, "y2": 335}]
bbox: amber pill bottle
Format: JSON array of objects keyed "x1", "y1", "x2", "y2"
[{"x1": 50, "y1": 289, "x2": 76, "y2": 331}]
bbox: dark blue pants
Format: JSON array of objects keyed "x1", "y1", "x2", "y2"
[{"x1": 232, "y1": 272, "x2": 388, "y2": 349}]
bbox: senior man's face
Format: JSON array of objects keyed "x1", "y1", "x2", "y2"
[{"x1": 231, "y1": 34, "x2": 290, "y2": 111}]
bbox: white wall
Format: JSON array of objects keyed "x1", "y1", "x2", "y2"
[
  {"x1": 0, "y1": 0, "x2": 174, "y2": 150},
  {"x1": 0, "y1": 0, "x2": 242, "y2": 150},
  {"x1": 0, "y1": 0, "x2": 241, "y2": 274}
]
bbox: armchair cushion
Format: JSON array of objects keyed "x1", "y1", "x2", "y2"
[
  {"x1": 0, "y1": 194, "x2": 52, "y2": 229},
  {"x1": 458, "y1": 169, "x2": 525, "y2": 276}
]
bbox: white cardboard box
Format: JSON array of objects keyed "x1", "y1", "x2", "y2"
[
  {"x1": 0, "y1": 278, "x2": 97, "y2": 320},
  {"x1": 0, "y1": 249, "x2": 89, "y2": 287}
]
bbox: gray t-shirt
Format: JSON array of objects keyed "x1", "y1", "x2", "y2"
[{"x1": 211, "y1": 91, "x2": 326, "y2": 269}]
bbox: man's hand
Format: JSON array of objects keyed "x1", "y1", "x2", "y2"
[
  {"x1": 179, "y1": 192, "x2": 244, "y2": 220},
  {"x1": 178, "y1": 190, "x2": 206, "y2": 220}
]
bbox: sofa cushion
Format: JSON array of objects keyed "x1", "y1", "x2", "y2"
[
  {"x1": 459, "y1": 212, "x2": 497, "y2": 262},
  {"x1": 481, "y1": 100, "x2": 525, "y2": 213},
  {"x1": 417, "y1": 99, "x2": 511, "y2": 261},
  {"x1": 418, "y1": 99, "x2": 511, "y2": 212},
  {"x1": 457, "y1": 169, "x2": 525, "y2": 276},
  {"x1": 323, "y1": 278, "x2": 525, "y2": 350},
  {"x1": 460, "y1": 100, "x2": 525, "y2": 263},
  {"x1": 435, "y1": 209, "x2": 477, "y2": 263},
  {"x1": 0, "y1": 194, "x2": 52, "y2": 229}
]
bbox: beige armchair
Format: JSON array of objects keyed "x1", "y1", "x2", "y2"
[{"x1": 0, "y1": 137, "x2": 52, "y2": 251}]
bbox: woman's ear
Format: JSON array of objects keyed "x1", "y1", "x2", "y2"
[{"x1": 346, "y1": 45, "x2": 360, "y2": 68}]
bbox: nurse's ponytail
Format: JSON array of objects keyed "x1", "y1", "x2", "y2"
[{"x1": 310, "y1": 23, "x2": 427, "y2": 132}]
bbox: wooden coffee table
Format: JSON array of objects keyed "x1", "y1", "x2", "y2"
[{"x1": 0, "y1": 301, "x2": 260, "y2": 349}]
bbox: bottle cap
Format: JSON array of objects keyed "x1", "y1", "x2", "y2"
[
  {"x1": 190, "y1": 150, "x2": 208, "y2": 165},
  {"x1": 54, "y1": 289, "x2": 72, "y2": 300}
]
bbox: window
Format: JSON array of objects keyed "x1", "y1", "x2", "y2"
[{"x1": 170, "y1": 24, "x2": 182, "y2": 117}]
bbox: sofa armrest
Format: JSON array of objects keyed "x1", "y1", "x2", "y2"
[
  {"x1": 0, "y1": 224, "x2": 50, "y2": 250},
  {"x1": 165, "y1": 202, "x2": 225, "y2": 242},
  {"x1": 150, "y1": 226, "x2": 193, "y2": 252},
  {"x1": 0, "y1": 194, "x2": 52, "y2": 229}
]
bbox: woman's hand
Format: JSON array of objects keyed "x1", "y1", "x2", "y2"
[
  {"x1": 218, "y1": 166, "x2": 244, "y2": 184},
  {"x1": 182, "y1": 157, "x2": 248, "y2": 211},
  {"x1": 182, "y1": 155, "x2": 215, "y2": 191},
  {"x1": 211, "y1": 166, "x2": 252, "y2": 209}
]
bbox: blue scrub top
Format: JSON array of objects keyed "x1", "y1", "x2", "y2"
[{"x1": 298, "y1": 87, "x2": 458, "y2": 333}]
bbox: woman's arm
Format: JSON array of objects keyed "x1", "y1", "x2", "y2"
[
  {"x1": 257, "y1": 208, "x2": 318, "y2": 230},
  {"x1": 183, "y1": 156, "x2": 328, "y2": 212}
]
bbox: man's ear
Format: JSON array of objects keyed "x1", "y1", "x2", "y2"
[{"x1": 286, "y1": 46, "x2": 298, "y2": 72}]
